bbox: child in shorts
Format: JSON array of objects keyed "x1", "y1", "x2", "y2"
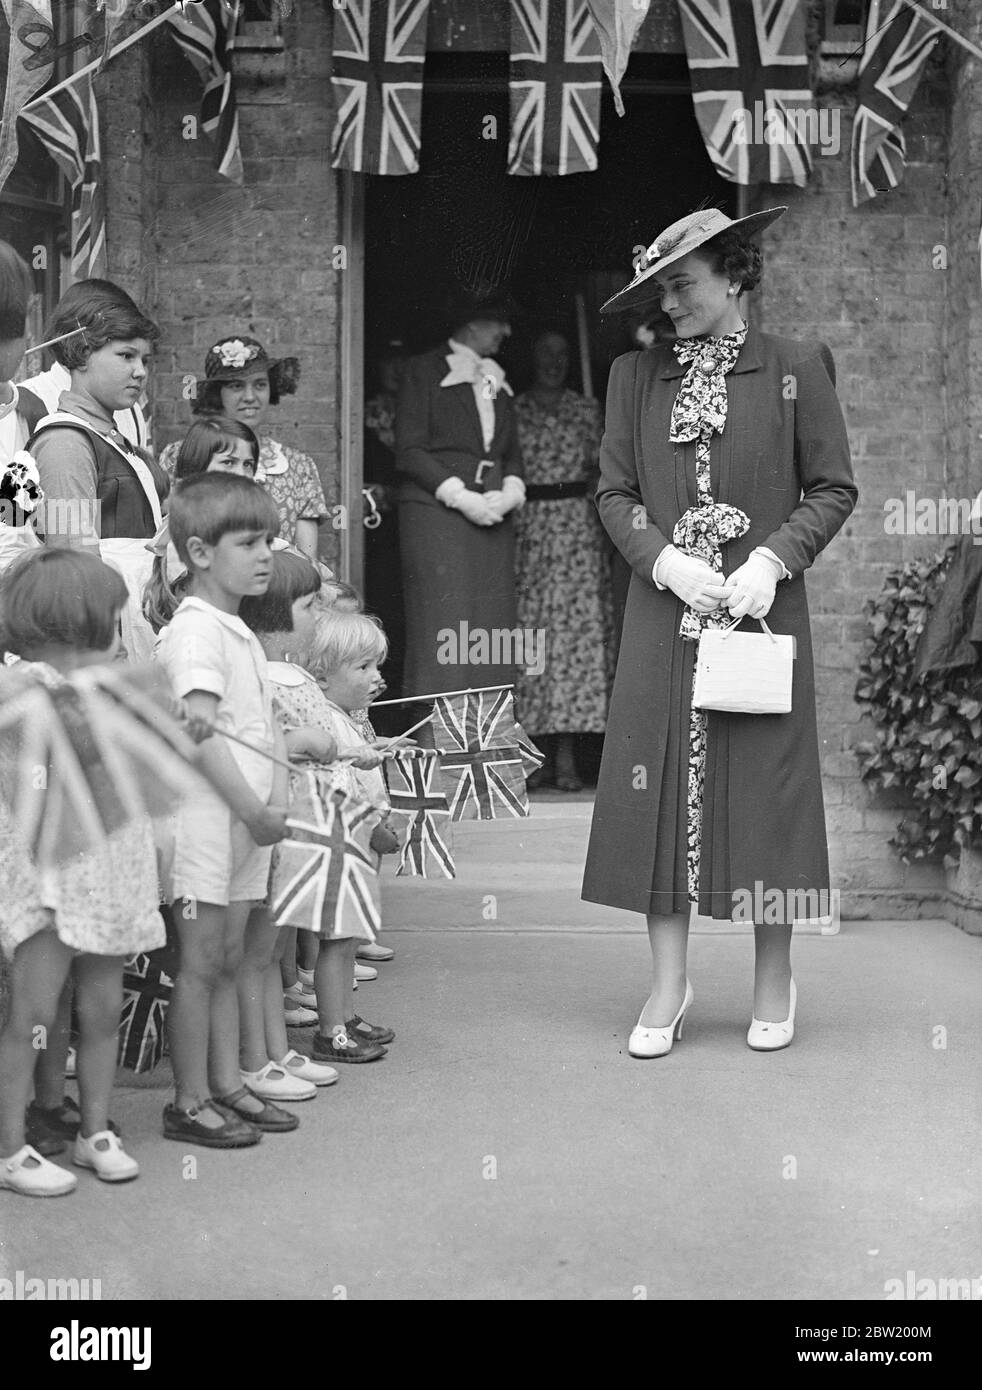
[{"x1": 155, "y1": 473, "x2": 294, "y2": 1147}]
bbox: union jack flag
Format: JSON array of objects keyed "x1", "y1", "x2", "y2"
[
  {"x1": 167, "y1": 0, "x2": 243, "y2": 183},
  {"x1": 20, "y1": 72, "x2": 106, "y2": 276},
  {"x1": 272, "y1": 779, "x2": 379, "y2": 941},
  {"x1": 430, "y1": 690, "x2": 535, "y2": 822},
  {"x1": 118, "y1": 934, "x2": 175, "y2": 1074},
  {"x1": 0, "y1": 0, "x2": 54, "y2": 197},
  {"x1": 386, "y1": 749, "x2": 455, "y2": 879},
  {"x1": 331, "y1": 0, "x2": 431, "y2": 175},
  {"x1": 850, "y1": 0, "x2": 940, "y2": 206},
  {"x1": 678, "y1": 0, "x2": 814, "y2": 187},
  {"x1": 509, "y1": 0, "x2": 603, "y2": 176}
]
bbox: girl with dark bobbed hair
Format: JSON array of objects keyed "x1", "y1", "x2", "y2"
[
  {"x1": 28, "y1": 280, "x2": 167, "y2": 663},
  {"x1": 158, "y1": 334, "x2": 327, "y2": 563}
]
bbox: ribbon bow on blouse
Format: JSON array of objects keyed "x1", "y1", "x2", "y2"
[
  {"x1": 669, "y1": 330, "x2": 751, "y2": 641},
  {"x1": 440, "y1": 350, "x2": 514, "y2": 399}
]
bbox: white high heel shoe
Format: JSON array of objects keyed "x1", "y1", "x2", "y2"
[
  {"x1": 628, "y1": 980, "x2": 694, "y2": 1059},
  {"x1": 747, "y1": 978, "x2": 796, "y2": 1051}
]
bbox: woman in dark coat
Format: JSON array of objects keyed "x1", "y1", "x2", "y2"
[
  {"x1": 395, "y1": 293, "x2": 525, "y2": 698},
  {"x1": 581, "y1": 207, "x2": 857, "y2": 1058}
]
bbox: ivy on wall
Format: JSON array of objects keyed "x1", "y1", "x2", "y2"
[{"x1": 854, "y1": 548, "x2": 982, "y2": 863}]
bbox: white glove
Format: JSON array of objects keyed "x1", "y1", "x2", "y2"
[
  {"x1": 449, "y1": 487, "x2": 501, "y2": 527},
  {"x1": 657, "y1": 546, "x2": 732, "y2": 613},
  {"x1": 724, "y1": 553, "x2": 779, "y2": 620}
]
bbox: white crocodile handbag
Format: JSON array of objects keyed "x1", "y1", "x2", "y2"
[{"x1": 692, "y1": 617, "x2": 794, "y2": 714}]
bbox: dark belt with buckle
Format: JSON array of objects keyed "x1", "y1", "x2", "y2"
[{"x1": 525, "y1": 482, "x2": 591, "y2": 501}]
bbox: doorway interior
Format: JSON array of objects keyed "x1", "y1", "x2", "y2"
[{"x1": 361, "y1": 51, "x2": 733, "y2": 749}]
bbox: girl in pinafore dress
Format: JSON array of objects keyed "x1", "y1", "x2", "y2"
[{"x1": 0, "y1": 551, "x2": 163, "y2": 1196}]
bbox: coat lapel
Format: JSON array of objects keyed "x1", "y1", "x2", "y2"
[{"x1": 439, "y1": 345, "x2": 485, "y2": 455}]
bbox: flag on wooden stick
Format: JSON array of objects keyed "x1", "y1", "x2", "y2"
[
  {"x1": 118, "y1": 940, "x2": 174, "y2": 1073},
  {"x1": 509, "y1": 0, "x2": 603, "y2": 175},
  {"x1": 850, "y1": 0, "x2": 940, "y2": 206},
  {"x1": 272, "y1": 780, "x2": 380, "y2": 941},
  {"x1": 167, "y1": 0, "x2": 243, "y2": 183},
  {"x1": 19, "y1": 71, "x2": 107, "y2": 276},
  {"x1": 386, "y1": 748, "x2": 455, "y2": 878},
  {"x1": 429, "y1": 689, "x2": 541, "y2": 821}
]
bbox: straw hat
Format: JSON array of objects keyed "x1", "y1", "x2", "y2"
[{"x1": 600, "y1": 206, "x2": 787, "y2": 315}]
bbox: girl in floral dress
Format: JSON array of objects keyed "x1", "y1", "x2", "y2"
[
  {"x1": 0, "y1": 551, "x2": 163, "y2": 1196},
  {"x1": 158, "y1": 335, "x2": 328, "y2": 562}
]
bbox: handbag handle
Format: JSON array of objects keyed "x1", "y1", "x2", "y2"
[{"x1": 718, "y1": 616, "x2": 778, "y2": 643}]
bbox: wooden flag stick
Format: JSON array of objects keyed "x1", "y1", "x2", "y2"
[
  {"x1": 210, "y1": 725, "x2": 295, "y2": 775},
  {"x1": 897, "y1": 0, "x2": 982, "y2": 64},
  {"x1": 21, "y1": 2, "x2": 188, "y2": 112},
  {"x1": 24, "y1": 324, "x2": 87, "y2": 357},
  {"x1": 370, "y1": 683, "x2": 514, "y2": 708}
]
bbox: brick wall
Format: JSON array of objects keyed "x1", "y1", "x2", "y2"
[
  {"x1": 102, "y1": 3, "x2": 342, "y2": 569},
  {"x1": 754, "y1": 61, "x2": 950, "y2": 919}
]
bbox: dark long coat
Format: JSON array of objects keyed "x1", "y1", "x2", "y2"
[
  {"x1": 581, "y1": 326, "x2": 858, "y2": 920},
  {"x1": 396, "y1": 344, "x2": 523, "y2": 697}
]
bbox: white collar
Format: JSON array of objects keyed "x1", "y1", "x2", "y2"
[
  {"x1": 267, "y1": 660, "x2": 314, "y2": 687},
  {"x1": 176, "y1": 595, "x2": 255, "y2": 638}
]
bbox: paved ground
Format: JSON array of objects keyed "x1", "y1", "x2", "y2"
[{"x1": 1, "y1": 802, "x2": 979, "y2": 1301}]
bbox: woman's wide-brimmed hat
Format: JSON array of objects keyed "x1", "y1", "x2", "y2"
[
  {"x1": 445, "y1": 287, "x2": 522, "y2": 334},
  {"x1": 600, "y1": 206, "x2": 787, "y2": 315},
  {"x1": 203, "y1": 335, "x2": 301, "y2": 395}
]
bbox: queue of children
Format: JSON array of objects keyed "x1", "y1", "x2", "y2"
[{"x1": 0, "y1": 244, "x2": 404, "y2": 1196}]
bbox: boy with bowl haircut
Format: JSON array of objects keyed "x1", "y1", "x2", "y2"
[{"x1": 156, "y1": 473, "x2": 296, "y2": 1147}]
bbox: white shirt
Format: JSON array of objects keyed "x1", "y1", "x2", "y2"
[
  {"x1": 444, "y1": 338, "x2": 504, "y2": 453},
  {"x1": 156, "y1": 596, "x2": 275, "y2": 802}
]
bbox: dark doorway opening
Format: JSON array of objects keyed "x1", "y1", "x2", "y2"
[{"x1": 362, "y1": 52, "x2": 732, "y2": 762}]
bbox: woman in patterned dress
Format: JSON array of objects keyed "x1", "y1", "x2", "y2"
[
  {"x1": 158, "y1": 336, "x2": 328, "y2": 562},
  {"x1": 514, "y1": 331, "x2": 614, "y2": 790},
  {"x1": 581, "y1": 208, "x2": 857, "y2": 1057}
]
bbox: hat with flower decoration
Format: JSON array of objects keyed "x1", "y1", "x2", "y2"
[
  {"x1": 202, "y1": 335, "x2": 301, "y2": 395},
  {"x1": 600, "y1": 206, "x2": 787, "y2": 315}
]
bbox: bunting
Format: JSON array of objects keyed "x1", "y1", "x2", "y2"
[
  {"x1": 167, "y1": 0, "x2": 243, "y2": 183},
  {"x1": 0, "y1": 0, "x2": 54, "y2": 197},
  {"x1": 584, "y1": 0, "x2": 649, "y2": 117},
  {"x1": 20, "y1": 72, "x2": 107, "y2": 276},
  {"x1": 678, "y1": 0, "x2": 814, "y2": 187},
  {"x1": 386, "y1": 748, "x2": 455, "y2": 879},
  {"x1": 850, "y1": 0, "x2": 940, "y2": 206},
  {"x1": 331, "y1": 0, "x2": 431, "y2": 176},
  {"x1": 508, "y1": 0, "x2": 603, "y2": 176},
  {"x1": 430, "y1": 690, "x2": 537, "y2": 822}
]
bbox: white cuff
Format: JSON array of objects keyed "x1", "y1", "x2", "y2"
[
  {"x1": 752, "y1": 546, "x2": 790, "y2": 580},
  {"x1": 435, "y1": 476, "x2": 466, "y2": 506},
  {"x1": 652, "y1": 544, "x2": 677, "y2": 590}
]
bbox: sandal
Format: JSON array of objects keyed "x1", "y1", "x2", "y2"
[
  {"x1": 312, "y1": 1030, "x2": 387, "y2": 1064},
  {"x1": 27, "y1": 1096, "x2": 120, "y2": 1142},
  {"x1": 345, "y1": 1015, "x2": 396, "y2": 1045},
  {"x1": 213, "y1": 1087, "x2": 299, "y2": 1133},
  {"x1": 0, "y1": 1144, "x2": 77, "y2": 1197},
  {"x1": 162, "y1": 1100, "x2": 260, "y2": 1149}
]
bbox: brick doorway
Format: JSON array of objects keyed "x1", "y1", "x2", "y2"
[{"x1": 356, "y1": 52, "x2": 733, "y2": 707}]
